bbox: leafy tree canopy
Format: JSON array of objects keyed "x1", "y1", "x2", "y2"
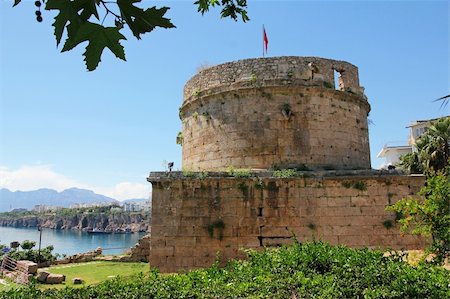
[
  {"x1": 13, "y1": 0, "x2": 249, "y2": 71},
  {"x1": 399, "y1": 116, "x2": 450, "y2": 175},
  {"x1": 387, "y1": 172, "x2": 450, "y2": 264}
]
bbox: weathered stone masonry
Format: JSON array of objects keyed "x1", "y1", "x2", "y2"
[
  {"x1": 148, "y1": 56, "x2": 426, "y2": 272},
  {"x1": 148, "y1": 172, "x2": 425, "y2": 272},
  {"x1": 180, "y1": 57, "x2": 370, "y2": 171}
]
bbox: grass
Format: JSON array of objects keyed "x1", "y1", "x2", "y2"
[
  {"x1": 37, "y1": 261, "x2": 149, "y2": 289},
  {"x1": 0, "y1": 280, "x2": 10, "y2": 292}
]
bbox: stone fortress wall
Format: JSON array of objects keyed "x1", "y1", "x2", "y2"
[
  {"x1": 148, "y1": 57, "x2": 426, "y2": 272},
  {"x1": 148, "y1": 172, "x2": 425, "y2": 273},
  {"x1": 180, "y1": 57, "x2": 371, "y2": 171}
]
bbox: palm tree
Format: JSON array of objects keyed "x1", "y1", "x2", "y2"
[
  {"x1": 416, "y1": 116, "x2": 450, "y2": 174},
  {"x1": 435, "y1": 94, "x2": 450, "y2": 109}
]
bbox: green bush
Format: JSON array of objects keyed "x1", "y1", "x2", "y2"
[
  {"x1": 7, "y1": 245, "x2": 58, "y2": 264},
  {"x1": 273, "y1": 169, "x2": 298, "y2": 178},
  {"x1": 2, "y1": 241, "x2": 449, "y2": 298},
  {"x1": 387, "y1": 172, "x2": 450, "y2": 264}
]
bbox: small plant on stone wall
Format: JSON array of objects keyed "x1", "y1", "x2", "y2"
[
  {"x1": 178, "y1": 107, "x2": 184, "y2": 119},
  {"x1": 233, "y1": 169, "x2": 252, "y2": 178},
  {"x1": 345, "y1": 87, "x2": 355, "y2": 94},
  {"x1": 315, "y1": 182, "x2": 324, "y2": 188},
  {"x1": 226, "y1": 165, "x2": 235, "y2": 175},
  {"x1": 274, "y1": 169, "x2": 298, "y2": 178},
  {"x1": 198, "y1": 171, "x2": 209, "y2": 180},
  {"x1": 192, "y1": 88, "x2": 200, "y2": 97},
  {"x1": 261, "y1": 91, "x2": 272, "y2": 99},
  {"x1": 342, "y1": 181, "x2": 353, "y2": 188},
  {"x1": 192, "y1": 111, "x2": 199, "y2": 120},
  {"x1": 286, "y1": 70, "x2": 294, "y2": 79},
  {"x1": 207, "y1": 219, "x2": 225, "y2": 240},
  {"x1": 238, "y1": 182, "x2": 249, "y2": 197},
  {"x1": 182, "y1": 168, "x2": 194, "y2": 177},
  {"x1": 254, "y1": 180, "x2": 265, "y2": 189},
  {"x1": 280, "y1": 103, "x2": 292, "y2": 119},
  {"x1": 226, "y1": 166, "x2": 251, "y2": 178},
  {"x1": 250, "y1": 73, "x2": 257, "y2": 83},
  {"x1": 307, "y1": 223, "x2": 316, "y2": 230},
  {"x1": 176, "y1": 131, "x2": 183, "y2": 146},
  {"x1": 382, "y1": 220, "x2": 394, "y2": 229},
  {"x1": 342, "y1": 181, "x2": 367, "y2": 191},
  {"x1": 353, "y1": 181, "x2": 367, "y2": 191},
  {"x1": 323, "y1": 81, "x2": 333, "y2": 89}
]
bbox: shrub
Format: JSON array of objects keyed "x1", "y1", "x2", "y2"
[
  {"x1": 2, "y1": 241, "x2": 449, "y2": 298},
  {"x1": 227, "y1": 167, "x2": 251, "y2": 178},
  {"x1": 387, "y1": 172, "x2": 450, "y2": 264},
  {"x1": 273, "y1": 169, "x2": 298, "y2": 178}
]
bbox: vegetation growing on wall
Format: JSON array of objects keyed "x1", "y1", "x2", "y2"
[
  {"x1": 206, "y1": 219, "x2": 225, "y2": 240},
  {"x1": 273, "y1": 169, "x2": 298, "y2": 178},
  {"x1": 342, "y1": 181, "x2": 367, "y2": 191},
  {"x1": 226, "y1": 167, "x2": 251, "y2": 178}
]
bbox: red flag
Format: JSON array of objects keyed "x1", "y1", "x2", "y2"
[{"x1": 263, "y1": 25, "x2": 268, "y2": 55}]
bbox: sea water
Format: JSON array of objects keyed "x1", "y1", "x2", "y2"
[{"x1": 0, "y1": 226, "x2": 146, "y2": 256}]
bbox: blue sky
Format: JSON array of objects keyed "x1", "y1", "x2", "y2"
[{"x1": 0, "y1": 0, "x2": 448, "y2": 200}]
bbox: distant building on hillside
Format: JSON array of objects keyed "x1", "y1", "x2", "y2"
[
  {"x1": 10, "y1": 208, "x2": 28, "y2": 213},
  {"x1": 32, "y1": 205, "x2": 62, "y2": 212},
  {"x1": 69, "y1": 202, "x2": 114, "y2": 209},
  {"x1": 123, "y1": 201, "x2": 150, "y2": 212}
]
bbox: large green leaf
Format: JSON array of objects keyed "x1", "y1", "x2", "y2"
[
  {"x1": 46, "y1": 0, "x2": 79, "y2": 46},
  {"x1": 62, "y1": 22, "x2": 126, "y2": 71},
  {"x1": 74, "y1": 0, "x2": 100, "y2": 21},
  {"x1": 117, "y1": 0, "x2": 175, "y2": 40}
]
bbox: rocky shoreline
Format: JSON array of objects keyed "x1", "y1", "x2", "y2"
[{"x1": 0, "y1": 212, "x2": 149, "y2": 233}]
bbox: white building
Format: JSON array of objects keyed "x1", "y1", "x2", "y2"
[
  {"x1": 407, "y1": 117, "x2": 444, "y2": 147},
  {"x1": 377, "y1": 145, "x2": 412, "y2": 169}
]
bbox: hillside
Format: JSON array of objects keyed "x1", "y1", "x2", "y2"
[
  {"x1": 0, "y1": 188, "x2": 119, "y2": 212},
  {"x1": 0, "y1": 206, "x2": 149, "y2": 232}
]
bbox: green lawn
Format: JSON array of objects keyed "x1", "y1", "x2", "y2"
[
  {"x1": 0, "y1": 283, "x2": 7, "y2": 292},
  {"x1": 37, "y1": 261, "x2": 149, "y2": 289},
  {"x1": 0, "y1": 277, "x2": 16, "y2": 292}
]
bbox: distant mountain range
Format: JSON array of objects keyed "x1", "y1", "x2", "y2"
[{"x1": 0, "y1": 188, "x2": 122, "y2": 212}]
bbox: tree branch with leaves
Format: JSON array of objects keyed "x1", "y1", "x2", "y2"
[{"x1": 13, "y1": 0, "x2": 249, "y2": 71}]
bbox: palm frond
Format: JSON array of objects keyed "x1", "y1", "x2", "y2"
[{"x1": 434, "y1": 94, "x2": 450, "y2": 109}]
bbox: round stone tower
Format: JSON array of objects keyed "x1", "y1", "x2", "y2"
[{"x1": 179, "y1": 56, "x2": 371, "y2": 171}]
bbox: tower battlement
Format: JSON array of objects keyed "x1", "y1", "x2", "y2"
[{"x1": 180, "y1": 57, "x2": 371, "y2": 171}]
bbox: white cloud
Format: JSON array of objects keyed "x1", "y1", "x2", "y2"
[
  {"x1": 99, "y1": 182, "x2": 151, "y2": 201},
  {"x1": 0, "y1": 165, "x2": 85, "y2": 192},
  {"x1": 0, "y1": 165, "x2": 151, "y2": 201}
]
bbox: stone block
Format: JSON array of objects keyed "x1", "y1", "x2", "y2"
[
  {"x1": 17, "y1": 260, "x2": 38, "y2": 275},
  {"x1": 261, "y1": 226, "x2": 291, "y2": 237},
  {"x1": 36, "y1": 270, "x2": 50, "y2": 283},
  {"x1": 73, "y1": 277, "x2": 84, "y2": 285}
]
